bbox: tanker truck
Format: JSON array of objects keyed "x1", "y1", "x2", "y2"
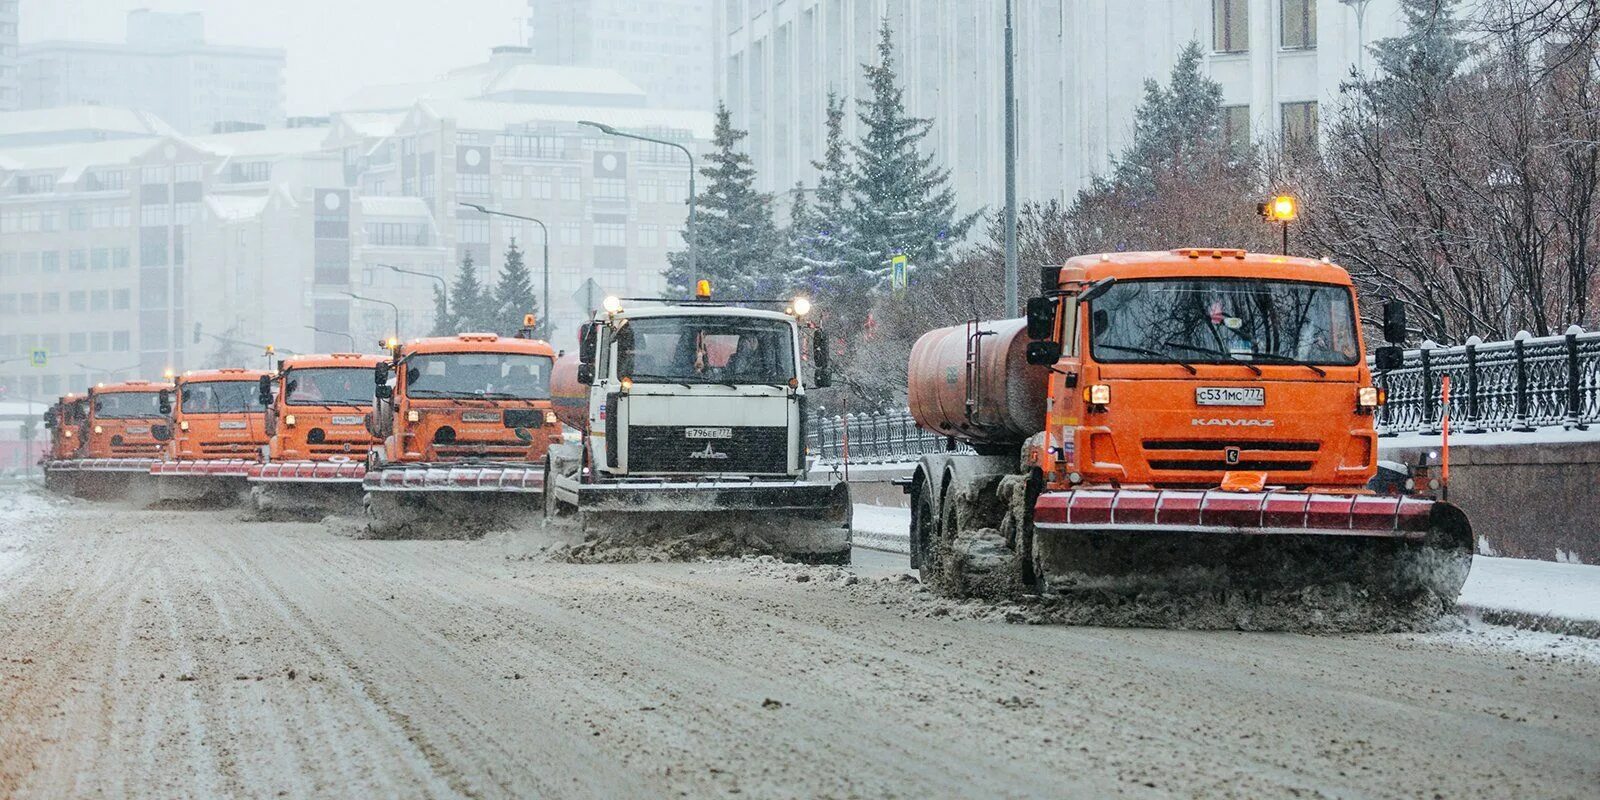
[
  {"x1": 906, "y1": 249, "x2": 1472, "y2": 626},
  {"x1": 543, "y1": 283, "x2": 852, "y2": 563}
]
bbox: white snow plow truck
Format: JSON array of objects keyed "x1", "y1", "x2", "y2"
[{"x1": 545, "y1": 282, "x2": 852, "y2": 563}]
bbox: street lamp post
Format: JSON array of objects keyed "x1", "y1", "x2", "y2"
[
  {"x1": 303, "y1": 325, "x2": 356, "y2": 350},
  {"x1": 578, "y1": 120, "x2": 698, "y2": 286},
  {"x1": 378, "y1": 263, "x2": 449, "y2": 326},
  {"x1": 458, "y1": 203, "x2": 549, "y2": 339},
  {"x1": 344, "y1": 292, "x2": 400, "y2": 345},
  {"x1": 1003, "y1": 0, "x2": 1019, "y2": 316}
]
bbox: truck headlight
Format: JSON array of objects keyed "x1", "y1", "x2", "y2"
[
  {"x1": 94, "y1": 425, "x2": 103, "y2": 434},
  {"x1": 179, "y1": 420, "x2": 190, "y2": 431},
  {"x1": 1358, "y1": 386, "x2": 1383, "y2": 408},
  {"x1": 64, "y1": 430, "x2": 73, "y2": 438},
  {"x1": 284, "y1": 414, "x2": 297, "y2": 427},
  {"x1": 1083, "y1": 384, "x2": 1111, "y2": 406},
  {"x1": 544, "y1": 411, "x2": 558, "y2": 425},
  {"x1": 407, "y1": 410, "x2": 420, "y2": 423}
]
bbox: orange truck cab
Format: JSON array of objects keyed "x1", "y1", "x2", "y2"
[
  {"x1": 158, "y1": 368, "x2": 272, "y2": 463},
  {"x1": 261, "y1": 353, "x2": 383, "y2": 463},
  {"x1": 82, "y1": 380, "x2": 173, "y2": 460},
  {"x1": 368, "y1": 333, "x2": 560, "y2": 471},
  {"x1": 45, "y1": 394, "x2": 87, "y2": 462}
]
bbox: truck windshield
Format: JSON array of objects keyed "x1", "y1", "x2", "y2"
[
  {"x1": 93, "y1": 392, "x2": 162, "y2": 419},
  {"x1": 181, "y1": 381, "x2": 259, "y2": 414},
  {"x1": 618, "y1": 315, "x2": 796, "y2": 385},
  {"x1": 1088, "y1": 279, "x2": 1360, "y2": 366},
  {"x1": 285, "y1": 367, "x2": 372, "y2": 407},
  {"x1": 404, "y1": 353, "x2": 552, "y2": 400}
]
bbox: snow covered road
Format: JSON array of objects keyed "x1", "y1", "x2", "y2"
[{"x1": 2, "y1": 487, "x2": 1598, "y2": 799}]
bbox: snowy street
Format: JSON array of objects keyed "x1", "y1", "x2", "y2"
[{"x1": 2, "y1": 486, "x2": 1598, "y2": 799}]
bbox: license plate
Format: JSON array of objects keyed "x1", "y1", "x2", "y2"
[
  {"x1": 219, "y1": 420, "x2": 248, "y2": 430},
  {"x1": 461, "y1": 411, "x2": 501, "y2": 423},
  {"x1": 331, "y1": 415, "x2": 364, "y2": 426},
  {"x1": 1195, "y1": 387, "x2": 1265, "y2": 406},
  {"x1": 685, "y1": 427, "x2": 732, "y2": 439},
  {"x1": 125, "y1": 425, "x2": 151, "y2": 434}
]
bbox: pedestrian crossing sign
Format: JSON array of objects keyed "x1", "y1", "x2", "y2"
[
  {"x1": 890, "y1": 254, "x2": 908, "y2": 290},
  {"x1": 29, "y1": 349, "x2": 47, "y2": 368}
]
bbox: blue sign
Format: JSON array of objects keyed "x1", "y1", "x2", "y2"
[{"x1": 29, "y1": 349, "x2": 47, "y2": 368}]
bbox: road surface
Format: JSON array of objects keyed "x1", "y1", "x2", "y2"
[{"x1": 2, "y1": 487, "x2": 1597, "y2": 798}]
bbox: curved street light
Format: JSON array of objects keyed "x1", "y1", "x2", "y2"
[
  {"x1": 578, "y1": 120, "x2": 698, "y2": 286},
  {"x1": 457, "y1": 204, "x2": 549, "y2": 339},
  {"x1": 344, "y1": 291, "x2": 400, "y2": 344},
  {"x1": 303, "y1": 325, "x2": 357, "y2": 350},
  {"x1": 377, "y1": 263, "x2": 449, "y2": 323}
]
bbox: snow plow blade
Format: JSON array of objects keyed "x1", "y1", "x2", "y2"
[
  {"x1": 1030, "y1": 488, "x2": 1474, "y2": 628},
  {"x1": 246, "y1": 461, "x2": 366, "y2": 518},
  {"x1": 45, "y1": 458, "x2": 160, "y2": 500},
  {"x1": 148, "y1": 459, "x2": 255, "y2": 505},
  {"x1": 361, "y1": 463, "x2": 544, "y2": 538},
  {"x1": 554, "y1": 480, "x2": 853, "y2": 564}
]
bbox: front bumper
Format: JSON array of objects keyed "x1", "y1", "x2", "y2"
[
  {"x1": 363, "y1": 463, "x2": 545, "y2": 493},
  {"x1": 1032, "y1": 488, "x2": 1437, "y2": 540},
  {"x1": 249, "y1": 460, "x2": 366, "y2": 484},
  {"x1": 149, "y1": 459, "x2": 257, "y2": 478},
  {"x1": 575, "y1": 479, "x2": 847, "y2": 514},
  {"x1": 45, "y1": 458, "x2": 158, "y2": 473}
]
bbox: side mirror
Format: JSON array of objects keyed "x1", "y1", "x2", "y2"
[
  {"x1": 1382, "y1": 300, "x2": 1407, "y2": 345},
  {"x1": 812, "y1": 328, "x2": 832, "y2": 388},
  {"x1": 373, "y1": 362, "x2": 391, "y2": 386},
  {"x1": 158, "y1": 389, "x2": 172, "y2": 415},
  {"x1": 578, "y1": 322, "x2": 596, "y2": 365},
  {"x1": 152, "y1": 424, "x2": 172, "y2": 442},
  {"x1": 1026, "y1": 340, "x2": 1062, "y2": 366},
  {"x1": 577, "y1": 363, "x2": 595, "y2": 385},
  {"x1": 257, "y1": 374, "x2": 273, "y2": 407},
  {"x1": 375, "y1": 384, "x2": 393, "y2": 400},
  {"x1": 1374, "y1": 345, "x2": 1404, "y2": 372},
  {"x1": 1025, "y1": 296, "x2": 1057, "y2": 340},
  {"x1": 43, "y1": 414, "x2": 55, "y2": 430}
]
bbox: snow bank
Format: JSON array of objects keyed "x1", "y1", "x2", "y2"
[
  {"x1": 852, "y1": 504, "x2": 911, "y2": 554},
  {"x1": 1461, "y1": 556, "x2": 1600, "y2": 624}
]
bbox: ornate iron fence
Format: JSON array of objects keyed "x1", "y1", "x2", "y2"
[{"x1": 809, "y1": 327, "x2": 1599, "y2": 464}]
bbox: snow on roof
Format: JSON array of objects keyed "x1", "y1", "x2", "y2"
[
  {"x1": 414, "y1": 99, "x2": 713, "y2": 140},
  {"x1": 205, "y1": 194, "x2": 270, "y2": 221},
  {"x1": 358, "y1": 195, "x2": 431, "y2": 218},
  {"x1": 336, "y1": 111, "x2": 405, "y2": 140},
  {"x1": 0, "y1": 105, "x2": 179, "y2": 138},
  {"x1": 0, "y1": 137, "x2": 163, "y2": 181},
  {"x1": 187, "y1": 127, "x2": 332, "y2": 158},
  {"x1": 338, "y1": 72, "x2": 494, "y2": 112},
  {"x1": 482, "y1": 65, "x2": 646, "y2": 99},
  {"x1": 339, "y1": 63, "x2": 647, "y2": 112}
]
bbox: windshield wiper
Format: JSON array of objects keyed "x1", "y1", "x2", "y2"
[
  {"x1": 1162, "y1": 341, "x2": 1263, "y2": 376},
  {"x1": 406, "y1": 388, "x2": 466, "y2": 406},
  {"x1": 1096, "y1": 344, "x2": 1197, "y2": 374},
  {"x1": 627, "y1": 373, "x2": 695, "y2": 390},
  {"x1": 1243, "y1": 352, "x2": 1327, "y2": 377}
]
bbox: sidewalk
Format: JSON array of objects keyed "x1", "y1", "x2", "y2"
[{"x1": 852, "y1": 503, "x2": 1600, "y2": 637}]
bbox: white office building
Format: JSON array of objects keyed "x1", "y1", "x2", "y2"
[
  {"x1": 528, "y1": 0, "x2": 717, "y2": 111},
  {"x1": 717, "y1": 0, "x2": 1409, "y2": 206},
  {"x1": 19, "y1": 9, "x2": 286, "y2": 135},
  {"x1": 0, "y1": 0, "x2": 18, "y2": 111}
]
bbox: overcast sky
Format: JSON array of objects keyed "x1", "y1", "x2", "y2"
[{"x1": 22, "y1": 0, "x2": 530, "y2": 115}]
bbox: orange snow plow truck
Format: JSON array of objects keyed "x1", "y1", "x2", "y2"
[
  {"x1": 152, "y1": 368, "x2": 272, "y2": 502},
  {"x1": 362, "y1": 329, "x2": 562, "y2": 535},
  {"x1": 246, "y1": 352, "x2": 384, "y2": 516},
  {"x1": 46, "y1": 380, "x2": 174, "y2": 498},
  {"x1": 41, "y1": 393, "x2": 88, "y2": 493},
  {"x1": 906, "y1": 249, "x2": 1473, "y2": 628}
]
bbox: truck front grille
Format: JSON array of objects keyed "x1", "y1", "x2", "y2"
[
  {"x1": 1141, "y1": 439, "x2": 1320, "y2": 474},
  {"x1": 627, "y1": 426, "x2": 788, "y2": 475}
]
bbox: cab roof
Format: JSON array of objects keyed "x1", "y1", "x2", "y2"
[
  {"x1": 178, "y1": 368, "x2": 272, "y2": 383},
  {"x1": 1059, "y1": 249, "x2": 1354, "y2": 288},
  {"x1": 91, "y1": 380, "x2": 174, "y2": 394},
  {"x1": 279, "y1": 352, "x2": 384, "y2": 370},
  {"x1": 605, "y1": 303, "x2": 797, "y2": 323},
  {"x1": 400, "y1": 334, "x2": 556, "y2": 357}
]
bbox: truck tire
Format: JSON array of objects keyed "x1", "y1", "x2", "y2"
[{"x1": 911, "y1": 476, "x2": 943, "y2": 582}]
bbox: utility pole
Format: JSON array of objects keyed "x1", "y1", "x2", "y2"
[{"x1": 1003, "y1": 0, "x2": 1019, "y2": 316}]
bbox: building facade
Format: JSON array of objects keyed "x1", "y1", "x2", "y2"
[
  {"x1": 717, "y1": 0, "x2": 1409, "y2": 206},
  {"x1": 528, "y1": 0, "x2": 716, "y2": 111},
  {"x1": 19, "y1": 10, "x2": 285, "y2": 135},
  {"x1": 0, "y1": 0, "x2": 17, "y2": 111}
]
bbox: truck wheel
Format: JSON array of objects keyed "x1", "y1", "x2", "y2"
[
  {"x1": 542, "y1": 458, "x2": 572, "y2": 519},
  {"x1": 912, "y1": 478, "x2": 943, "y2": 584}
]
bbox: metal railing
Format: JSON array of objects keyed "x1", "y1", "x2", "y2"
[{"x1": 808, "y1": 327, "x2": 1599, "y2": 464}]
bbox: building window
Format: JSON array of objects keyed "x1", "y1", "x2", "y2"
[
  {"x1": 69, "y1": 206, "x2": 88, "y2": 230},
  {"x1": 113, "y1": 331, "x2": 131, "y2": 352},
  {"x1": 69, "y1": 332, "x2": 86, "y2": 353},
  {"x1": 42, "y1": 292, "x2": 60, "y2": 313},
  {"x1": 113, "y1": 289, "x2": 130, "y2": 310},
  {"x1": 91, "y1": 248, "x2": 110, "y2": 271},
  {"x1": 1224, "y1": 105, "x2": 1251, "y2": 150},
  {"x1": 69, "y1": 250, "x2": 88, "y2": 271},
  {"x1": 174, "y1": 163, "x2": 204, "y2": 183},
  {"x1": 1282, "y1": 101, "x2": 1319, "y2": 147},
  {"x1": 458, "y1": 173, "x2": 491, "y2": 196},
  {"x1": 559, "y1": 222, "x2": 582, "y2": 246},
  {"x1": 637, "y1": 224, "x2": 660, "y2": 248},
  {"x1": 1213, "y1": 0, "x2": 1248, "y2": 53},
  {"x1": 69, "y1": 291, "x2": 86, "y2": 312},
  {"x1": 91, "y1": 331, "x2": 109, "y2": 353},
  {"x1": 530, "y1": 176, "x2": 554, "y2": 199},
  {"x1": 594, "y1": 178, "x2": 627, "y2": 201},
  {"x1": 91, "y1": 290, "x2": 109, "y2": 312},
  {"x1": 1282, "y1": 0, "x2": 1316, "y2": 49},
  {"x1": 141, "y1": 165, "x2": 170, "y2": 185},
  {"x1": 560, "y1": 176, "x2": 581, "y2": 201},
  {"x1": 41, "y1": 252, "x2": 59, "y2": 273},
  {"x1": 501, "y1": 177, "x2": 522, "y2": 199},
  {"x1": 456, "y1": 218, "x2": 490, "y2": 243},
  {"x1": 594, "y1": 222, "x2": 627, "y2": 247}
]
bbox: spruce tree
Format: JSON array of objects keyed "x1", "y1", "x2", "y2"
[
  {"x1": 789, "y1": 90, "x2": 863, "y2": 300},
  {"x1": 664, "y1": 103, "x2": 785, "y2": 299},
  {"x1": 845, "y1": 21, "x2": 977, "y2": 291},
  {"x1": 448, "y1": 250, "x2": 490, "y2": 333},
  {"x1": 491, "y1": 238, "x2": 538, "y2": 335},
  {"x1": 1111, "y1": 42, "x2": 1227, "y2": 191},
  {"x1": 430, "y1": 283, "x2": 453, "y2": 336}
]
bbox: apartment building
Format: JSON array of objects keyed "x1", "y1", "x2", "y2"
[
  {"x1": 0, "y1": 0, "x2": 17, "y2": 111},
  {"x1": 717, "y1": 0, "x2": 1409, "y2": 204},
  {"x1": 528, "y1": 0, "x2": 716, "y2": 111}
]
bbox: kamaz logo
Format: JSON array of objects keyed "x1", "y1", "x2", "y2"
[
  {"x1": 688, "y1": 443, "x2": 730, "y2": 460},
  {"x1": 1191, "y1": 418, "x2": 1275, "y2": 428}
]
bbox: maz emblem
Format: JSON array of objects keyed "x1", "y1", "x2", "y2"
[{"x1": 688, "y1": 442, "x2": 730, "y2": 460}]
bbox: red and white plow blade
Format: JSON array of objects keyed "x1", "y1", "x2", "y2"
[
  {"x1": 248, "y1": 461, "x2": 365, "y2": 484},
  {"x1": 363, "y1": 464, "x2": 544, "y2": 493},
  {"x1": 149, "y1": 459, "x2": 256, "y2": 478},
  {"x1": 1033, "y1": 488, "x2": 1437, "y2": 538},
  {"x1": 46, "y1": 458, "x2": 159, "y2": 473}
]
